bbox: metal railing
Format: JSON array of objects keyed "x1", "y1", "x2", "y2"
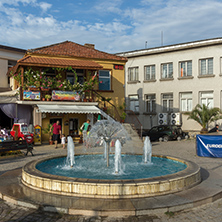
[{"x1": 125, "y1": 110, "x2": 143, "y2": 139}]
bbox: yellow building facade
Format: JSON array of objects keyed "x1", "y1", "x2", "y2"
[{"x1": 12, "y1": 41, "x2": 127, "y2": 142}]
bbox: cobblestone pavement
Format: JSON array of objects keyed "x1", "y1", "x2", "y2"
[
  {"x1": 1, "y1": 140, "x2": 222, "y2": 221},
  {"x1": 1, "y1": 197, "x2": 222, "y2": 222}
]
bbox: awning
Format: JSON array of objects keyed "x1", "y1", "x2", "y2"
[
  {"x1": 37, "y1": 104, "x2": 101, "y2": 114},
  {"x1": 0, "y1": 88, "x2": 19, "y2": 103}
]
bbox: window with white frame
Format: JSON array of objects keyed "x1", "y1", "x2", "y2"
[
  {"x1": 200, "y1": 91, "x2": 214, "y2": 108},
  {"x1": 128, "y1": 67, "x2": 139, "y2": 81},
  {"x1": 162, "y1": 93, "x2": 173, "y2": 112},
  {"x1": 220, "y1": 57, "x2": 222, "y2": 74},
  {"x1": 144, "y1": 65, "x2": 155, "y2": 80},
  {"x1": 200, "y1": 58, "x2": 213, "y2": 75},
  {"x1": 179, "y1": 61, "x2": 192, "y2": 77},
  {"x1": 99, "y1": 70, "x2": 111, "y2": 90},
  {"x1": 180, "y1": 92, "x2": 192, "y2": 112},
  {"x1": 161, "y1": 63, "x2": 173, "y2": 79},
  {"x1": 145, "y1": 94, "x2": 156, "y2": 113},
  {"x1": 129, "y1": 95, "x2": 139, "y2": 112}
]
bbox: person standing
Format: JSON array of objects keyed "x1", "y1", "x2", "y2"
[
  {"x1": 50, "y1": 120, "x2": 61, "y2": 148},
  {"x1": 81, "y1": 119, "x2": 90, "y2": 145},
  {"x1": 61, "y1": 134, "x2": 66, "y2": 149}
]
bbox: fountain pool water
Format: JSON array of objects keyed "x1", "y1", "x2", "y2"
[
  {"x1": 36, "y1": 154, "x2": 187, "y2": 180},
  {"x1": 22, "y1": 120, "x2": 201, "y2": 199}
]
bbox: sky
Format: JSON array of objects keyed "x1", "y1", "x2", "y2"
[{"x1": 1, "y1": 0, "x2": 222, "y2": 53}]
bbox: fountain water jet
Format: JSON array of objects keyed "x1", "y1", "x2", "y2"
[
  {"x1": 114, "y1": 139, "x2": 122, "y2": 174},
  {"x1": 143, "y1": 136, "x2": 152, "y2": 164},
  {"x1": 66, "y1": 136, "x2": 75, "y2": 167},
  {"x1": 87, "y1": 120, "x2": 130, "y2": 167}
]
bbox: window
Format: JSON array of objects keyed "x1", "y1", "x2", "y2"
[
  {"x1": 200, "y1": 91, "x2": 213, "y2": 108},
  {"x1": 99, "y1": 70, "x2": 111, "y2": 90},
  {"x1": 8, "y1": 60, "x2": 17, "y2": 85},
  {"x1": 180, "y1": 92, "x2": 192, "y2": 112},
  {"x1": 144, "y1": 65, "x2": 155, "y2": 80},
  {"x1": 179, "y1": 61, "x2": 192, "y2": 77},
  {"x1": 66, "y1": 72, "x2": 84, "y2": 85},
  {"x1": 128, "y1": 67, "x2": 139, "y2": 81},
  {"x1": 200, "y1": 58, "x2": 213, "y2": 75},
  {"x1": 162, "y1": 93, "x2": 173, "y2": 112},
  {"x1": 66, "y1": 73, "x2": 75, "y2": 85},
  {"x1": 129, "y1": 95, "x2": 139, "y2": 112},
  {"x1": 42, "y1": 68, "x2": 56, "y2": 77},
  {"x1": 161, "y1": 63, "x2": 173, "y2": 79},
  {"x1": 69, "y1": 118, "x2": 79, "y2": 136},
  {"x1": 145, "y1": 94, "x2": 156, "y2": 112}
]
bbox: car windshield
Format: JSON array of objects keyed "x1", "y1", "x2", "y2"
[{"x1": 21, "y1": 125, "x2": 28, "y2": 132}]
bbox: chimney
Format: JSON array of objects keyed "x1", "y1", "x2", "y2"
[{"x1": 84, "y1": 43, "x2": 95, "y2": 49}]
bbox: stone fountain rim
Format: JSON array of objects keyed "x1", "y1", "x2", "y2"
[{"x1": 22, "y1": 153, "x2": 200, "y2": 184}]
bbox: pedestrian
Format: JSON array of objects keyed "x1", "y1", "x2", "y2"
[
  {"x1": 61, "y1": 134, "x2": 66, "y2": 149},
  {"x1": 81, "y1": 119, "x2": 90, "y2": 145},
  {"x1": 50, "y1": 120, "x2": 61, "y2": 148},
  {"x1": 208, "y1": 124, "x2": 219, "y2": 133}
]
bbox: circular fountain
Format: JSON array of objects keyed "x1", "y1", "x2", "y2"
[{"x1": 22, "y1": 120, "x2": 201, "y2": 199}]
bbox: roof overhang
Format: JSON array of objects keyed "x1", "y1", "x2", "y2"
[
  {"x1": 37, "y1": 104, "x2": 101, "y2": 114},
  {"x1": 17, "y1": 56, "x2": 103, "y2": 70}
]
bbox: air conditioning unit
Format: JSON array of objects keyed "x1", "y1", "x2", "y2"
[
  {"x1": 158, "y1": 113, "x2": 168, "y2": 125},
  {"x1": 170, "y1": 113, "x2": 181, "y2": 125}
]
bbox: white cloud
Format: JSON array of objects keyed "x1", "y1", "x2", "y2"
[
  {"x1": 93, "y1": 0, "x2": 123, "y2": 14},
  {"x1": 1, "y1": 0, "x2": 222, "y2": 53},
  {"x1": 38, "y1": 2, "x2": 52, "y2": 13}
]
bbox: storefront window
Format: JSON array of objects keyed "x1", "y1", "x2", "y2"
[{"x1": 69, "y1": 118, "x2": 79, "y2": 136}]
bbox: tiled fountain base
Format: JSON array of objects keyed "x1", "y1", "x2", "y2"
[
  {"x1": 1, "y1": 166, "x2": 222, "y2": 217},
  {"x1": 22, "y1": 155, "x2": 201, "y2": 199}
]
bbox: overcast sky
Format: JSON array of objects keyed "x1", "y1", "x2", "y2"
[{"x1": 1, "y1": 0, "x2": 222, "y2": 53}]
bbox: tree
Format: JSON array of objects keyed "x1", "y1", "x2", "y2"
[{"x1": 186, "y1": 104, "x2": 222, "y2": 132}]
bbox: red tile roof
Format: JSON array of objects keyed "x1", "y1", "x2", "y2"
[
  {"x1": 18, "y1": 56, "x2": 103, "y2": 69},
  {"x1": 27, "y1": 41, "x2": 127, "y2": 62}
]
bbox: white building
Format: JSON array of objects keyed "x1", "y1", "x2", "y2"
[
  {"x1": 117, "y1": 38, "x2": 222, "y2": 131},
  {"x1": 0, "y1": 45, "x2": 26, "y2": 91},
  {"x1": 0, "y1": 45, "x2": 26, "y2": 128}
]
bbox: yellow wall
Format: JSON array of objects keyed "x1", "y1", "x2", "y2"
[
  {"x1": 92, "y1": 59, "x2": 126, "y2": 120},
  {"x1": 42, "y1": 113, "x2": 87, "y2": 142}
]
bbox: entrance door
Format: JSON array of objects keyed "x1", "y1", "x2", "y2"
[{"x1": 69, "y1": 118, "x2": 79, "y2": 136}]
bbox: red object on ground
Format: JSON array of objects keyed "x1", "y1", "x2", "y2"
[{"x1": 10, "y1": 123, "x2": 34, "y2": 144}]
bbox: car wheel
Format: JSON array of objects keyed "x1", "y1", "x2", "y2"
[{"x1": 163, "y1": 135, "x2": 169, "y2": 142}]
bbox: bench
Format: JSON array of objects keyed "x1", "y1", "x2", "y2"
[{"x1": 0, "y1": 140, "x2": 34, "y2": 156}]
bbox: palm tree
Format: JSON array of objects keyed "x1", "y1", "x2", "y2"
[{"x1": 186, "y1": 104, "x2": 222, "y2": 132}]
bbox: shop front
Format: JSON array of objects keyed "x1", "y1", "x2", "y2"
[{"x1": 36, "y1": 103, "x2": 101, "y2": 142}]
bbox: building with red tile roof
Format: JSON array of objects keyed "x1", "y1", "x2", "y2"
[{"x1": 10, "y1": 41, "x2": 127, "y2": 142}]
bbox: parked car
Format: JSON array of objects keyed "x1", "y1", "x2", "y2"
[
  {"x1": 10, "y1": 123, "x2": 34, "y2": 144},
  {"x1": 143, "y1": 125, "x2": 183, "y2": 142}
]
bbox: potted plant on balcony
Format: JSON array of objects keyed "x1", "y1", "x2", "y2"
[
  {"x1": 45, "y1": 94, "x2": 52, "y2": 101},
  {"x1": 120, "y1": 112, "x2": 127, "y2": 123},
  {"x1": 41, "y1": 76, "x2": 52, "y2": 91}
]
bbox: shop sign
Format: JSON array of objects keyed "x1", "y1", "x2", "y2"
[
  {"x1": 114, "y1": 64, "x2": 124, "y2": 70},
  {"x1": 52, "y1": 90, "x2": 80, "y2": 101},
  {"x1": 23, "y1": 91, "x2": 40, "y2": 100}
]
